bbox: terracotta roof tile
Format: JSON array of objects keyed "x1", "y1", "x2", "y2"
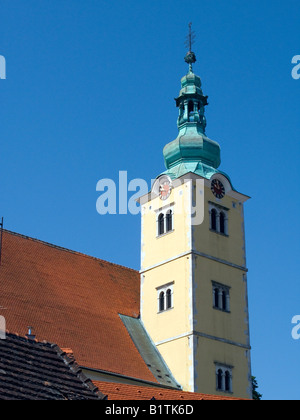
[
  {"x1": 93, "y1": 381, "x2": 247, "y2": 400},
  {"x1": 0, "y1": 230, "x2": 157, "y2": 384}
]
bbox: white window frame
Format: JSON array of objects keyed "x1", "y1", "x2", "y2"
[
  {"x1": 212, "y1": 281, "x2": 230, "y2": 313},
  {"x1": 215, "y1": 363, "x2": 233, "y2": 393},
  {"x1": 156, "y1": 282, "x2": 174, "y2": 313},
  {"x1": 209, "y1": 202, "x2": 229, "y2": 236},
  {"x1": 156, "y1": 204, "x2": 175, "y2": 237}
]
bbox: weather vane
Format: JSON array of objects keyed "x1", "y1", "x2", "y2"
[{"x1": 184, "y1": 22, "x2": 197, "y2": 72}]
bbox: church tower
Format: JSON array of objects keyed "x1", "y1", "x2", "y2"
[{"x1": 139, "y1": 29, "x2": 252, "y2": 399}]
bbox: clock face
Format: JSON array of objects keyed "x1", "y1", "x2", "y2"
[
  {"x1": 211, "y1": 179, "x2": 225, "y2": 199},
  {"x1": 159, "y1": 178, "x2": 172, "y2": 201}
]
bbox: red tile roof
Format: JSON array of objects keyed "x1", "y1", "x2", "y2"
[
  {"x1": 93, "y1": 381, "x2": 246, "y2": 400},
  {"x1": 0, "y1": 230, "x2": 157, "y2": 384},
  {"x1": 0, "y1": 332, "x2": 105, "y2": 400}
]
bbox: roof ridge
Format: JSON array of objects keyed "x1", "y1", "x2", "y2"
[
  {"x1": 4, "y1": 330, "x2": 58, "y2": 347},
  {"x1": 53, "y1": 344, "x2": 106, "y2": 399},
  {"x1": 3, "y1": 229, "x2": 138, "y2": 274}
]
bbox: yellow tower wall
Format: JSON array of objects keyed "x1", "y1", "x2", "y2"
[
  {"x1": 194, "y1": 337, "x2": 251, "y2": 398},
  {"x1": 140, "y1": 180, "x2": 195, "y2": 390},
  {"x1": 139, "y1": 174, "x2": 251, "y2": 398}
]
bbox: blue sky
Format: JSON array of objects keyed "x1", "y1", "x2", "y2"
[{"x1": 0, "y1": 0, "x2": 299, "y2": 400}]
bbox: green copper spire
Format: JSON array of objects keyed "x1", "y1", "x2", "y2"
[{"x1": 161, "y1": 24, "x2": 228, "y2": 183}]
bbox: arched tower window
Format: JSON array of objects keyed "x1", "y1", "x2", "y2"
[
  {"x1": 225, "y1": 370, "x2": 231, "y2": 392},
  {"x1": 157, "y1": 207, "x2": 175, "y2": 238},
  {"x1": 212, "y1": 282, "x2": 230, "y2": 312},
  {"x1": 157, "y1": 283, "x2": 174, "y2": 313},
  {"x1": 220, "y1": 211, "x2": 226, "y2": 234},
  {"x1": 166, "y1": 210, "x2": 173, "y2": 232},
  {"x1": 158, "y1": 213, "x2": 164, "y2": 236},
  {"x1": 222, "y1": 290, "x2": 227, "y2": 311},
  {"x1": 217, "y1": 369, "x2": 223, "y2": 390},
  {"x1": 159, "y1": 292, "x2": 165, "y2": 312},
  {"x1": 188, "y1": 100, "x2": 194, "y2": 114},
  {"x1": 209, "y1": 204, "x2": 229, "y2": 236},
  {"x1": 214, "y1": 287, "x2": 220, "y2": 308},
  {"x1": 211, "y1": 209, "x2": 217, "y2": 231},
  {"x1": 166, "y1": 289, "x2": 172, "y2": 309},
  {"x1": 216, "y1": 365, "x2": 233, "y2": 393},
  {"x1": 187, "y1": 100, "x2": 194, "y2": 121}
]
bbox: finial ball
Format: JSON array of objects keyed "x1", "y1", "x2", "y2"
[{"x1": 184, "y1": 51, "x2": 197, "y2": 64}]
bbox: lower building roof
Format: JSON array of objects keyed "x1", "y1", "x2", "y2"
[
  {"x1": 0, "y1": 332, "x2": 105, "y2": 400},
  {"x1": 93, "y1": 381, "x2": 246, "y2": 401}
]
